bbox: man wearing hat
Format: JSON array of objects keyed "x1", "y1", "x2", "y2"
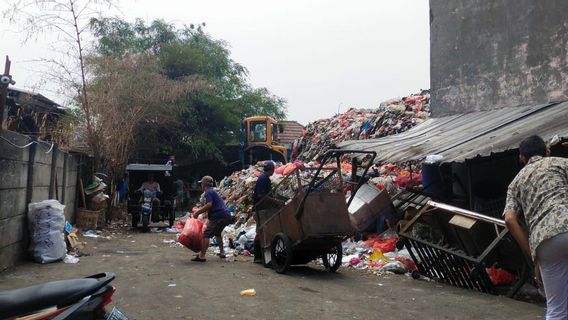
[
  {"x1": 192, "y1": 176, "x2": 233, "y2": 262},
  {"x1": 252, "y1": 161, "x2": 275, "y2": 263}
]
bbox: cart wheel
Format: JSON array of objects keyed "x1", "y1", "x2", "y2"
[
  {"x1": 411, "y1": 271, "x2": 421, "y2": 280},
  {"x1": 322, "y1": 242, "x2": 343, "y2": 272},
  {"x1": 271, "y1": 233, "x2": 293, "y2": 274},
  {"x1": 142, "y1": 214, "x2": 150, "y2": 232}
]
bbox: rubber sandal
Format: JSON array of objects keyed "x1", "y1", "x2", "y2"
[
  {"x1": 191, "y1": 256, "x2": 206, "y2": 262},
  {"x1": 217, "y1": 253, "x2": 226, "y2": 258}
]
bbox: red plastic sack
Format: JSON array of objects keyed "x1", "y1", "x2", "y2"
[
  {"x1": 283, "y1": 163, "x2": 296, "y2": 175},
  {"x1": 395, "y1": 256, "x2": 417, "y2": 272},
  {"x1": 364, "y1": 236, "x2": 398, "y2": 253},
  {"x1": 275, "y1": 166, "x2": 285, "y2": 174},
  {"x1": 178, "y1": 218, "x2": 204, "y2": 253},
  {"x1": 394, "y1": 172, "x2": 422, "y2": 188},
  {"x1": 486, "y1": 266, "x2": 514, "y2": 286}
]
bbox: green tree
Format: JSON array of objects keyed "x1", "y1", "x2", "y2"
[{"x1": 89, "y1": 18, "x2": 287, "y2": 163}]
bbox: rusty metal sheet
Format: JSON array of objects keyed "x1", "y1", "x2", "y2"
[{"x1": 301, "y1": 192, "x2": 352, "y2": 237}]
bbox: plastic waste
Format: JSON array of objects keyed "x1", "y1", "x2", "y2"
[
  {"x1": 63, "y1": 254, "x2": 80, "y2": 264},
  {"x1": 178, "y1": 218, "x2": 204, "y2": 253},
  {"x1": 424, "y1": 154, "x2": 444, "y2": 164},
  {"x1": 240, "y1": 289, "x2": 256, "y2": 296},
  {"x1": 486, "y1": 266, "x2": 514, "y2": 286},
  {"x1": 28, "y1": 200, "x2": 67, "y2": 263},
  {"x1": 369, "y1": 250, "x2": 389, "y2": 262},
  {"x1": 349, "y1": 256, "x2": 361, "y2": 266},
  {"x1": 364, "y1": 236, "x2": 398, "y2": 253},
  {"x1": 83, "y1": 230, "x2": 100, "y2": 238},
  {"x1": 395, "y1": 256, "x2": 417, "y2": 272},
  {"x1": 165, "y1": 227, "x2": 179, "y2": 233},
  {"x1": 382, "y1": 261, "x2": 408, "y2": 274}
]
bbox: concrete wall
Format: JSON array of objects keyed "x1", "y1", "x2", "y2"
[
  {"x1": 0, "y1": 130, "x2": 78, "y2": 271},
  {"x1": 430, "y1": 0, "x2": 568, "y2": 116}
]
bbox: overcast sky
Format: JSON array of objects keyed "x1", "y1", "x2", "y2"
[{"x1": 0, "y1": 0, "x2": 430, "y2": 124}]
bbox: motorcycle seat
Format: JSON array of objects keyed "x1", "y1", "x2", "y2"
[{"x1": 0, "y1": 272, "x2": 114, "y2": 318}]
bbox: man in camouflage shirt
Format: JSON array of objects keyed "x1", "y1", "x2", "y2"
[{"x1": 504, "y1": 135, "x2": 568, "y2": 320}]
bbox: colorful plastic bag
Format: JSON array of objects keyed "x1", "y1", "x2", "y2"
[
  {"x1": 178, "y1": 218, "x2": 204, "y2": 253},
  {"x1": 486, "y1": 266, "x2": 514, "y2": 286}
]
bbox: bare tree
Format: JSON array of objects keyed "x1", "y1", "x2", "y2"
[
  {"x1": 4, "y1": 0, "x2": 117, "y2": 168},
  {"x1": 86, "y1": 53, "x2": 205, "y2": 172}
]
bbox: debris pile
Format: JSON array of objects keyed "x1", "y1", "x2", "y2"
[
  {"x1": 368, "y1": 161, "x2": 423, "y2": 194},
  {"x1": 213, "y1": 90, "x2": 431, "y2": 227},
  {"x1": 341, "y1": 233, "x2": 417, "y2": 275},
  {"x1": 295, "y1": 91, "x2": 430, "y2": 161}
]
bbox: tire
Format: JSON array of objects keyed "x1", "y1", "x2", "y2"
[
  {"x1": 411, "y1": 271, "x2": 421, "y2": 280},
  {"x1": 271, "y1": 233, "x2": 293, "y2": 274},
  {"x1": 142, "y1": 214, "x2": 150, "y2": 232},
  {"x1": 322, "y1": 242, "x2": 343, "y2": 272}
]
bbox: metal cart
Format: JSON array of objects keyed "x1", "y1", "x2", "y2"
[{"x1": 257, "y1": 149, "x2": 376, "y2": 273}]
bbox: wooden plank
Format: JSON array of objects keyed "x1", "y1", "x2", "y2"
[{"x1": 449, "y1": 214, "x2": 477, "y2": 229}]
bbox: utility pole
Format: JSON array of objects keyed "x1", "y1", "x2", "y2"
[{"x1": 0, "y1": 56, "x2": 15, "y2": 130}]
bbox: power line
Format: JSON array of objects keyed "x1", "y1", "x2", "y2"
[{"x1": 0, "y1": 134, "x2": 54, "y2": 153}]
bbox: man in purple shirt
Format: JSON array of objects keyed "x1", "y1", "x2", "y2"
[{"x1": 192, "y1": 176, "x2": 233, "y2": 262}]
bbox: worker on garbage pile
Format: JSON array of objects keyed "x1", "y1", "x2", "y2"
[
  {"x1": 192, "y1": 176, "x2": 233, "y2": 262},
  {"x1": 252, "y1": 161, "x2": 275, "y2": 263},
  {"x1": 503, "y1": 135, "x2": 568, "y2": 320}
]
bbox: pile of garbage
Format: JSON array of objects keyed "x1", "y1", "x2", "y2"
[
  {"x1": 294, "y1": 91, "x2": 430, "y2": 162},
  {"x1": 368, "y1": 161, "x2": 423, "y2": 194},
  {"x1": 211, "y1": 90, "x2": 432, "y2": 227},
  {"x1": 217, "y1": 166, "x2": 260, "y2": 226},
  {"x1": 341, "y1": 232, "x2": 417, "y2": 275},
  {"x1": 216, "y1": 162, "x2": 327, "y2": 228}
]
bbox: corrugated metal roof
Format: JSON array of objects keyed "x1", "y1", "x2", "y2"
[{"x1": 338, "y1": 102, "x2": 568, "y2": 163}]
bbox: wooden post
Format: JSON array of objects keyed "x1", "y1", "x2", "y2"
[
  {"x1": 0, "y1": 56, "x2": 12, "y2": 130},
  {"x1": 49, "y1": 147, "x2": 57, "y2": 199},
  {"x1": 24, "y1": 138, "x2": 37, "y2": 249},
  {"x1": 62, "y1": 153, "x2": 68, "y2": 203},
  {"x1": 79, "y1": 178, "x2": 87, "y2": 209}
]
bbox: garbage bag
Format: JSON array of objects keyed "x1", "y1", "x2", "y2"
[
  {"x1": 382, "y1": 261, "x2": 408, "y2": 274},
  {"x1": 486, "y1": 266, "x2": 514, "y2": 286},
  {"x1": 27, "y1": 200, "x2": 67, "y2": 263},
  {"x1": 364, "y1": 236, "x2": 398, "y2": 253},
  {"x1": 235, "y1": 225, "x2": 256, "y2": 251},
  {"x1": 178, "y1": 218, "x2": 204, "y2": 253}
]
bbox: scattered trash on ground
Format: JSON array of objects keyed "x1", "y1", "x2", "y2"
[
  {"x1": 63, "y1": 254, "x2": 80, "y2": 264},
  {"x1": 240, "y1": 289, "x2": 256, "y2": 296},
  {"x1": 82, "y1": 230, "x2": 100, "y2": 238}
]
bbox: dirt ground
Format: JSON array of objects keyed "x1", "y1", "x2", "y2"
[{"x1": 0, "y1": 228, "x2": 545, "y2": 320}]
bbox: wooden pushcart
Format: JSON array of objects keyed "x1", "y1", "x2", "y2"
[{"x1": 257, "y1": 149, "x2": 376, "y2": 273}]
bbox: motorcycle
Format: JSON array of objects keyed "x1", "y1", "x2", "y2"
[
  {"x1": 126, "y1": 164, "x2": 176, "y2": 230},
  {"x1": 0, "y1": 272, "x2": 127, "y2": 320},
  {"x1": 133, "y1": 189, "x2": 160, "y2": 231}
]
